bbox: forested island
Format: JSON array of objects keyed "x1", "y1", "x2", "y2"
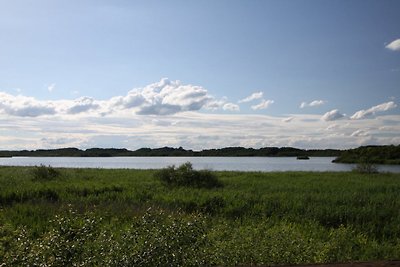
[
  {"x1": 332, "y1": 145, "x2": 400, "y2": 165},
  {"x1": 1, "y1": 145, "x2": 400, "y2": 164}
]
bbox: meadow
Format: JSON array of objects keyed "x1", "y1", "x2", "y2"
[{"x1": 1, "y1": 165, "x2": 400, "y2": 266}]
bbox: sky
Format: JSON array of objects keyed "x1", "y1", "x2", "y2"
[{"x1": 0, "y1": 0, "x2": 399, "y2": 150}]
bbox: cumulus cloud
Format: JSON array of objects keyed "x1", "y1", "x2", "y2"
[
  {"x1": 110, "y1": 90, "x2": 145, "y2": 109},
  {"x1": 0, "y1": 92, "x2": 56, "y2": 117},
  {"x1": 137, "y1": 104, "x2": 182, "y2": 116},
  {"x1": 111, "y1": 78, "x2": 213, "y2": 115},
  {"x1": 204, "y1": 99, "x2": 226, "y2": 110},
  {"x1": 386, "y1": 39, "x2": 400, "y2": 51},
  {"x1": 321, "y1": 109, "x2": 345, "y2": 121},
  {"x1": 251, "y1": 99, "x2": 274, "y2": 110},
  {"x1": 300, "y1": 100, "x2": 325, "y2": 108},
  {"x1": 238, "y1": 92, "x2": 263, "y2": 103},
  {"x1": 350, "y1": 101, "x2": 397, "y2": 120},
  {"x1": 67, "y1": 97, "x2": 99, "y2": 114},
  {"x1": 223, "y1": 103, "x2": 240, "y2": 111}
]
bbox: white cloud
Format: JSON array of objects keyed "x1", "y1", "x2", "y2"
[
  {"x1": 48, "y1": 83, "x2": 56, "y2": 92},
  {"x1": 386, "y1": 39, "x2": 400, "y2": 51},
  {"x1": 325, "y1": 124, "x2": 339, "y2": 131},
  {"x1": 282, "y1": 117, "x2": 294, "y2": 123},
  {"x1": 111, "y1": 78, "x2": 213, "y2": 115},
  {"x1": 251, "y1": 99, "x2": 274, "y2": 110},
  {"x1": 1, "y1": 110, "x2": 399, "y2": 150},
  {"x1": 0, "y1": 92, "x2": 56, "y2": 117},
  {"x1": 67, "y1": 97, "x2": 99, "y2": 114},
  {"x1": 238, "y1": 92, "x2": 263, "y2": 103},
  {"x1": 351, "y1": 129, "x2": 369, "y2": 137},
  {"x1": 223, "y1": 103, "x2": 240, "y2": 111},
  {"x1": 350, "y1": 101, "x2": 397, "y2": 120},
  {"x1": 1, "y1": 78, "x2": 399, "y2": 150},
  {"x1": 321, "y1": 109, "x2": 345, "y2": 121},
  {"x1": 205, "y1": 99, "x2": 226, "y2": 110},
  {"x1": 0, "y1": 78, "x2": 227, "y2": 117},
  {"x1": 300, "y1": 100, "x2": 325, "y2": 108}
]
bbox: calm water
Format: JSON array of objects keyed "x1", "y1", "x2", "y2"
[{"x1": 1, "y1": 156, "x2": 400, "y2": 173}]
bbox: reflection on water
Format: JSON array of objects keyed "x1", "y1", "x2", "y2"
[{"x1": 1, "y1": 156, "x2": 400, "y2": 173}]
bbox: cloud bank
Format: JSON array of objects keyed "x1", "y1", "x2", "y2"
[
  {"x1": 1, "y1": 79, "x2": 399, "y2": 150},
  {"x1": 0, "y1": 78, "x2": 239, "y2": 117},
  {"x1": 1, "y1": 111, "x2": 399, "y2": 151}
]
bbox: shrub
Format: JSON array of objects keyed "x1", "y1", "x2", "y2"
[
  {"x1": 353, "y1": 160, "x2": 378, "y2": 174},
  {"x1": 155, "y1": 162, "x2": 223, "y2": 189},
  {"x1": 32, "y1": 164, "x2": 61, "y2": 181}
]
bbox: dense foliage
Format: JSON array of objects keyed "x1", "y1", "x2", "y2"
[
  {"x1": 1, "y1": 166, "x2": 400, "y2": 266},
  {"x1": 31, "y1": 164, "x2": 61, "y2": 181},
  {"x1": 333, "y1": 145, "x2": 400, "y2": 165},
  {"x1": 155, "y1": 162, "x2": 223, "y2": 188}
]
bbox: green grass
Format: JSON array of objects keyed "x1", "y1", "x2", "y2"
[{"x1": 1, "y1": 166, "x2": 400, "y2": 266}]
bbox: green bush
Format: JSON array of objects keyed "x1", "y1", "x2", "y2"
[
  {"x1": 32, "y1": 164, "x2": 61, "y2": 181},
  {"x1": 353, "y1": 161, "x2": 378, "y2": 174},
  {"x1": 155, "y1": 162, "x2": 223, "y2": 189}
]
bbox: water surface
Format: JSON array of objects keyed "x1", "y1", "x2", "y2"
[{"x1": 1, "y1": 156, "x2": 400, "y2": 173}]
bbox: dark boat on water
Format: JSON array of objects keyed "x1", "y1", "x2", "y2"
[{"x1": 297, "y1": 156, "x2": 310, "y2": 160}]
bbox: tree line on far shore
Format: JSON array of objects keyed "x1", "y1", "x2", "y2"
[
  {"x1": 0, "y1": 146, "x2": 340, "y2": 157},
  {"x1": 0, "y1": 145, "x2": 399, "y2": 164}
]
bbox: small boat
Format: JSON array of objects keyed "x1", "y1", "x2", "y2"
[{"x1": 297, "y1": 156, "x2": 310, "y2": 160}]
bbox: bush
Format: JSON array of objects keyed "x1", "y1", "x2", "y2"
[
  {"x1": 353, "y1": 161, "x2": 378, "y2": 174},
  {"x1": 155, "y1": 162, "x2": 223, "y2": 189},
  {"x1": 32, "y1": 164, "x2": 61, "y2": 181}
]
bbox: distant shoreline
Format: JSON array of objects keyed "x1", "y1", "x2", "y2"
[
  {"x1": 0, "y1": 146, "x2": 341, "y2": 158},
  {"x1": 1, "y1": 145, "x2": 399, "y2": 164}
]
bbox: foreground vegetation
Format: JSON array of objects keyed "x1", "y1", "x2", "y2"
[{"x1": 1, "y1": 165, "x2": 400, "y2": 266}]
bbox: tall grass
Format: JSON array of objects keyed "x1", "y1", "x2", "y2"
[{"x1": 1, "y1": 166, "x2": 400, "y2": 265}]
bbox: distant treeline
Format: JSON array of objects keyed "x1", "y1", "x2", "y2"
[
  {"x1": 0, "y1": 146, "x2": 342, "y2": 157},
  {"x1": 1, "y1": 145, "x2": 399, "y2": 164},
  {"x1": 333, "y1": 145, "x2": 400, "y2": 165}
]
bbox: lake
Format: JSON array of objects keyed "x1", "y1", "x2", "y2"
[{"x1": 1, "y1": 156, "x2": 400, "y2": 173}]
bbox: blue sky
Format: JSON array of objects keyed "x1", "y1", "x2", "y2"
[{"x1": 0, "y1": 0, "x2": 399, "y2": 150}]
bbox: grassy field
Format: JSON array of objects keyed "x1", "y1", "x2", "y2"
[{"x1": 1, "y1": 165, "x2": 400, "y2": 266}]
